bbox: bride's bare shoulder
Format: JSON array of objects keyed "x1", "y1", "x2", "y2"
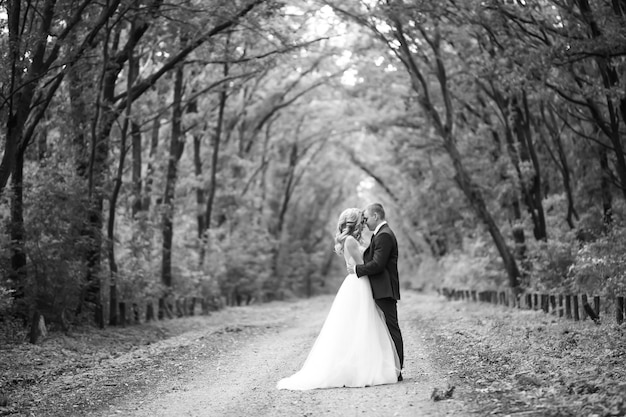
[{"x1": 344, "y1": 236, "x2": 359, "y2": 251}]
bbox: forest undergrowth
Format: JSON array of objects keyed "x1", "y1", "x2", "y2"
[{"x1": 419, "y1": 297, "x2": 626, "y2": 417}]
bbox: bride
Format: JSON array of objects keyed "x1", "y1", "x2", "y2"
[{"x1": 277, "y1": 208, "x2": 400, "y2": 390}]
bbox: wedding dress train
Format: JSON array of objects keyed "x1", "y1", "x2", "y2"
[{"x1": 277, "y1": 249, "x2": 400, "y2": 390}]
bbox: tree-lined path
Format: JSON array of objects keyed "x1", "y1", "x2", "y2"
[
  {"x1": 86, "y1": 291, "x2": 464, "y2": 417},
  {"x1": 3, "y1": 290, "x2": 624, "y2": 416},
  {"x1": 3, "y1": 0, "x2": 626, "y2": 414}
]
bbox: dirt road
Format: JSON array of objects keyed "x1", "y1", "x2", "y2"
[{"x1": 80, "y1": 291, "x2": 465, "y2": 417}]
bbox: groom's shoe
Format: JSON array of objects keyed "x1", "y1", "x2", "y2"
[{"x1": 397, "y1": 373, "x2": 403, "y2": 382}]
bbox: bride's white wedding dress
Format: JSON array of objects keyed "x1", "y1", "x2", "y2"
[{"x1": 277, "y1": 237, "x2": 400, "y2": 390}]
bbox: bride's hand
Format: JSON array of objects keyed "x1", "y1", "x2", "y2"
[{"x1": 347, "y1": 264, "x2": 355, "y2": 275}]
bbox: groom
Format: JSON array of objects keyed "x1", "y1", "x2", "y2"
[{"x1": 349, "y1": 203, "x2": 404, "y2": 381}]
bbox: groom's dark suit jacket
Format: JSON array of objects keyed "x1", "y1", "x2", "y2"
[{"x1": 355, "y1": 223, "x2": 400, "y2": 300}]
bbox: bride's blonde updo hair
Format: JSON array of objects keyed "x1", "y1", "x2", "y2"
[{"x1": 334, "y1": 208, "x2": 363, "y2": 255}]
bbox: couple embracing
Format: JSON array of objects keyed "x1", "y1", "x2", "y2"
[{"x1": 277, "y1": 203, "x2": 404, "y2": 390}]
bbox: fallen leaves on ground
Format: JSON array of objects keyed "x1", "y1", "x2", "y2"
[
  {"x1": 417, "y1": 297, "x2": 626, "y2": 416},
  {"x1": 0, "y1": 302, "x2": 296, "y2": 417}
]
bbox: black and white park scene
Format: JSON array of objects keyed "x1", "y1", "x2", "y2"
[{"x1": 1, "y1": 1, "x2": 625, "y2": 416}]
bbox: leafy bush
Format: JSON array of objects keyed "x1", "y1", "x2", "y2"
[
  {"x1": 0, "y1": 285, "x2": 14, "y2": 315},
  {"x1": 116, "y1": 213, "x2": 162, "y2": 301},
  {"x1": 526, "y1": 233, "x2": 577, "y2": 293},
  {"x1": 205, "y1": 223, "x2": 276, "y2": 305},
  {"x1": 566, "y1": 226, "x2": 626, "y2": 297},
  {"x1": 438, "y1": 236, "x2": 506, "y2": 290},
  {"x1": 22, "y1": 164, "x2": 91, "y2": 327}
]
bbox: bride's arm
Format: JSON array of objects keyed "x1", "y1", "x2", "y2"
[{"x1": 345, "y1": 236, "x2": 363, "y2": 264}]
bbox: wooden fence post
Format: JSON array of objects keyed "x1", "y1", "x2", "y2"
[
  {"x1": 146, "y1": 300, "x2": 155, "y2": 322},
  {"x1": 118, "y1": 302, "x2": 127, "y2": 326},
  {"x1": 549, "y1": 295, "x2": 556, "y2": 314},
  {"x1": 617, "y1": 297, "x2": 624, "y2": 325},
  {"x1": 471, "y1": 290, "x2": 477, "y2": 302},
  {"x1": 200, "y1": 298, "x2": 206, "y2": 315},
  {"x1": 133, "y1": 303, "x2": 140, "y2": 324},
  {"x1": 158, "y1": 298, "x2": 165, "y2": 320},
  {"x1": 573, "y1": 295, "x2": 580, "y2": 321},
  {"x1": 533, "y1": 294, "x2": 539, "y2": 310},
  {"x1": 593, "y1": 296, "x2": 600, "y2": 318},
  {"x1": 581, "y1": 295, "x2": 589, "y2": 320},
  {"x1": 565, "y1": 295, "x2": 572, "y2": 319},
  {"x1": 558, "y1": 295, "x2": 563, "y2": 317},
  {"x1": 541, "y1": 294, "x2": 549, "y2": 313},
  {"x1": 189, "y1": 297, "x2": 197, "y2": 316},
  {"x1": 582, "y1": 295, "x2": 600, "y2": 323}
]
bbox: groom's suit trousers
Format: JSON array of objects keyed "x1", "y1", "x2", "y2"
[{"x1": 375, "y1": 297, "x2": 404, "y2": 369}]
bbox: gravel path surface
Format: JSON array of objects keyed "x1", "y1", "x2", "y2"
[{"x1": 87, "y1": 291, "x2": 466, "y2": 417}]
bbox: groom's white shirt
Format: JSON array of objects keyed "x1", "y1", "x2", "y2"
[{"x1": 373, "y1": 221, "x2": 388, "y2": 236}]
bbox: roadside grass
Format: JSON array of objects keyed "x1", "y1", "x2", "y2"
[{"x1": 417, "y1": 296, "x2": 626, "y2": 416}]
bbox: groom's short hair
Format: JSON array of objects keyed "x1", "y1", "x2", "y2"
[{"x1": 368, "y1": 203, "x2": 385, "y2": 220}]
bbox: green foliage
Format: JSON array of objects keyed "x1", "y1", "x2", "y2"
[
  {"x1": 0, "y1": 285, "x2": 15, "y2": 315},
  {"x1": 21, "y1": 164, "x2": 92, "y2": 326},
  {"x1": 207, "y1": 222, "x2": 276, "y2": 305},
  {"x1": 527, "y1": 236, "x2": 577, "y2": 293},
  {"x1": 115, "y1": 213, "x2": 162, "y2": 301},
  {"x1": 566, "y1": 226, "x2": 626, "y2": 297},
  {"x1": 438, "y1": 237, "x2": 507, "y2": 290}
]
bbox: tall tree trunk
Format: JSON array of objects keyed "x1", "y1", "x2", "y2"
[
  {"x1": 84, "y1": 19, "x2": 131, "y2": 327},
  {"x1": 203, "y1": 62, "x2": 229, "y2": 244},
  {"x1": 161, "y1": 64, "x2": 185, "y2": 289},
  {"x1": 143, "y1": 116, "x2": 160, "y2": 212},
  {"x1": 541, "y1": 103, "x2": 579, "y2": 229},
  {"x1": 108, "y1": 31, "x2": 136, "y2": 325},
  {"x1": 511, "y1": 199, "x2": 527, "y2": 263},
  {"x1": 129, "y1": 49, "x2": 142, "y2": 217},
  {"x1": 599, "y1": 145, "x2": 613, "y2": 227},
  {"x1": 84, "y1": 38, "x2": 116, "y2": 330},
  {"x1": 445, "y1": 139, "x2": 521, "y2": 289},
  {"x1": 276, "y1": 142, "x2": 298, "y2": 236},
  {"x1": 518, "y1": 92, "x2": 547, "y2": 240},
  {"x1": 9, "y1": 146, "x2": 27, "y2": 319},
  {"x1": 193, "y1": 134, "x2": 206, "y2": 265},
  {"x1": 499, "y1": 94, "x2": 547, "y2": 241},
  {"x1": 107, "y1": 122, "x2": 128, "y2": 326}
]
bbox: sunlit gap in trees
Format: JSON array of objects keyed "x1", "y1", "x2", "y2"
[
  {"x1": 286, "y1": 2, "x2": 365, "y2": 86},
  {"x1": 0, "y1": 8, "x2": 6, "y2": 34},
  {"x1": 357, "y1": 177, "x2": 376, "y2": 201}
]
